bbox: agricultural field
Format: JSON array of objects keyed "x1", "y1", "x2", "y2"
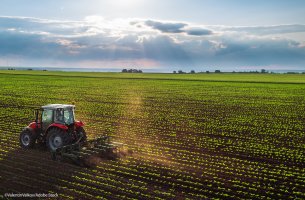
[{"x1": 0, "y1": 70, "x2": 305, "y2": 199}]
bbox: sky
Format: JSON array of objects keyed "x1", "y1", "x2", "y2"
[{"x1": 0, "y1": 0, "x2": 305, "y2": 72}]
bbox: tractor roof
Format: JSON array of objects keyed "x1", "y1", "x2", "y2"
[{"x1": 41, "y1": 104, "x2": 75, "y2": 110}]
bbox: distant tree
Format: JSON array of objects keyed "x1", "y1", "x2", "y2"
[
  {"x1": 173, "y1": 71, "x2": 176, "y2": 74},
  {"x1": 215, "y1": 70, "x2": 221, "y2": 73},
  {"x1": 138, "y1": 70, "x2": 143, "y2": 73},
  {"x1": 206, "y1": 71, "x2": 210, "y2": 73},
  {"x1": 261, "y1": 69, "x2": 267, "y2": 73},
  {"x1": 122, "y1": 69, "x2": 128, "y2": 73},
  {"x1": 178, "y1": 70, "x2": 184, "y2": 74},
  {"x1": 190, "y1": 70, "x2": 195, "y2": 74}
]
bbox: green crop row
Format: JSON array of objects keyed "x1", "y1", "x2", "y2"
[{"x1": 0, "y1": 71, "x2": 304, "y2": 199}]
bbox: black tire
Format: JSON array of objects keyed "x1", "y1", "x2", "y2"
[
  {"x1": 19, "y1": 129, "x2": 36, "y2": 149},
  {"x1": 76, "y1": 127, "x2": 87, "y2": 143},
  {"x1": 46, "y1": 128, "x2": 71, "y2": 151}
]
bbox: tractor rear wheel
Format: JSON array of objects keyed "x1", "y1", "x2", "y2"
[
  {"x1": 20, "y1": 129, "x2": 36, "y2": 148},
  {"x1": 47, "y1": 128, "x2": 71, "y2": 151}
]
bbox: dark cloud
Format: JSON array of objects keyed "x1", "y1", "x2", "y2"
[
  {"x1": 145, "y1": 20, "x2": 187, "y2": 33},
  {"x1": 185, "y1": 28, "x2": 213, "y2": 36},
  {"x1": 143, "y1": 19, "x2": 213, "y2": 36}
]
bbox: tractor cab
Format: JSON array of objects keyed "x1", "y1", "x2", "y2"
[{"x1": 39, "y1": 104, "x2": 76, "y2": 131}]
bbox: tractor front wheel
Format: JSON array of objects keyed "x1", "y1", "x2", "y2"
[
  {"x1": 47, "y1": 128, "x2": 71, "y2": 151},
  {"x1": 20, "y1": 129, "x2": 36, "y2": 149}
]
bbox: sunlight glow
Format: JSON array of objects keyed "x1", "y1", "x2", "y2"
[{"x1": 107, "y1": 0, "x2": 143, "y2": 7}]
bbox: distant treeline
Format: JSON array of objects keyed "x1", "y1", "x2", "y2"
[
  {"x1": 122, "y1": 69, "x2": 143, "y2": 73},
  {"x1": 172, "y1": 69, "x2": 305, "y2": 74},
  {"x1": 7, "y1": 67, "x2": 46, "y2": 71}
]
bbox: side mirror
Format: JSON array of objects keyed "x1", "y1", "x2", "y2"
[{"x1": 35, "y1": 109, "x2": 39, "y2": 123}]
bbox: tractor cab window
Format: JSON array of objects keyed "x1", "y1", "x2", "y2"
[
  {"x1": 54, "y1": 108, "x2": 74, "y2": 125},
  {"x1": 64, "y1": 109, "x2": 74, "y2": 125},
  {"x1": 42, "y1": 109, "x2": 53, "y2": 123},
  {"x1": 55, "y1": 108, "x2": 64, "y2": 124}
]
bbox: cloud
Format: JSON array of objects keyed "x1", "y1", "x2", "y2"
[
  {"x1": 0, "y1": 29, "x2": 64, "y2": 57},
  {"x1": 0, "y1": 16, "x2": 304, "y2": 71},
  {"x1": 142, "y1": 35, "x2": 190, "y2": 61},
  {"x1": 214, "y1": 36, "x2": 305, "y2": 66}
]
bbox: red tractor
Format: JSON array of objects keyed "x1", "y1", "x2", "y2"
[{"x1": 20, "y1": 104, "x2": 87, "y2": 151}]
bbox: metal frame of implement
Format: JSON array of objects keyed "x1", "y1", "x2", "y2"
[{"x1": 51, "y1": 136, "x2": 123, "y2": 165}]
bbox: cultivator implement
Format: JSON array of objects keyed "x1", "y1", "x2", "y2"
[{"x1": 51, "y1": 136, "x2": 124, "y2": 167}]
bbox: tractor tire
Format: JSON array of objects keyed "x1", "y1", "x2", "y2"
[
  {"x1": 76, "y1": 127, "x2": 87, "y2": 143},
  {"x1": 19, "y1": 129, "x2": 36, "y2": 149},
  {"x1": 46, "y1": 128, "x2": 71, "y2": 151}
]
